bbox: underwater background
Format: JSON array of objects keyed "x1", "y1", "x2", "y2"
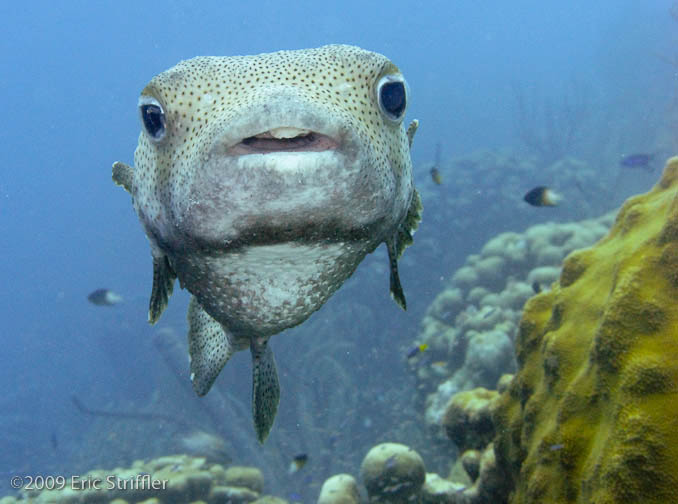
[{"x1": 2, "y1": 1, "x2": 677, "y2": 502}]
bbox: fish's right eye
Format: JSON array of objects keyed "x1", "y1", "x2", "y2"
[{"x1": 139, "y1": 96, "x2": 166, "y2": 142}]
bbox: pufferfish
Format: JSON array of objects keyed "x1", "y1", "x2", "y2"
[{"x1": 112, "y1": 44, "x2": 422, "y2": 443}]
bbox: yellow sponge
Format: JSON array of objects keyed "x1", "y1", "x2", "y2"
[{"x1": 495, "y1": 157, "x2": 678, "y2": 503}]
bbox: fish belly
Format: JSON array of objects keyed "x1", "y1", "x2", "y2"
[{"x1": 176, "y1": 242, "x2": 366, "y2": 335}]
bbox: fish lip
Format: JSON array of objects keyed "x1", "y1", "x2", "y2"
[{"x1": 225, "y1": 127, "x2": 340, "y2": 156}]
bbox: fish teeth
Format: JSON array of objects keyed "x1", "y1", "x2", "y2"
[{"x1": 268, "y1": 127, "x2": 311, "y2": 139}]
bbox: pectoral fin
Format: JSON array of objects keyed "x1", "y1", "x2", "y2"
[
  {"x1": 386, "y1": 238, "x2": 407, "y2": 310},
  {"x1": 250, "y1": 338, "x2": 280, "y2": 443},
  {"x1": 112, "y1": 161, "x2": 134, "y2": 193},
  {"x1": 406, "y1": 119, "x2": 419, "y2": 148},
  {"x1": 396, "y1": 188, "x2": 423, "y2": 258},
  {"x1": 187, "y1": 297, "x2": 235, "y2": 396},
  {"x1": 149, "y1": 255, "x2": 176, "y2": 324},
  {"x1": 385, "y1": 188, "x2": 423, "y2": 311}
]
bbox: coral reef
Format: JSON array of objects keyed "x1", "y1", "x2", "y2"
[
  {"x1": 455, "y1": 443, "x2": 511, "y2": 504},
  {"x1": 494, "y1": 157, "x2": 678, "y2": 503},
  {"x1": 420, "y1": 384, "x2": 513, "y2": 504},
  {"x1": 442, "y1": 388, "x2": 498, "y2": 453},
  {"x1": 4, "y1": 456, "x2": 280, "y2": 504},
  {"x1": 359, "y1": 443, "x2": 426, "y2": 503},
  {"x1": 346, "y1": 435, "x2": 508, "y2": 504},
  {"x1": 414, "y1": 212, "x2": 613, "y2": 430},
  {"x1": 420, "y1": 473, "x2": 465, "y2": 503},
  {"x1": 224, "y1": 466, "x2": 265, "y2": 494},
  {"x1": 317, "y1": 474, "x2": 360, "y2": 504}
]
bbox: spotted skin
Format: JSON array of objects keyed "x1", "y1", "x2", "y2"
[
  {"x1": 250, "y1": 338, "x2": 280, "y2": 443},
  {"x1": 112, "y1": 45, "x2": 421, "y2": 443},
  {"x1": 187, "y1": 296, "x2": 246, "y2": 396}
]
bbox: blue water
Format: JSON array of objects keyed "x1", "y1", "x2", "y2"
[{"x1": 1, "y1": 1, "x2": 674, "y2": 501}]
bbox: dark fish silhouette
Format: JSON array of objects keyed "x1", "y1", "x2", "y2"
[
  {"x1": 523, "y1": 186, "x2": 561, "y2": 207},
  {"x1": 532, "y1": 281, "x2": 542, "y2": 294},
  {"x1": 87, "y1": 288, "x2": 123, "y2": 306},
  {"x1": 620, "y1": 153, "x2": 654, "y2": 170}
]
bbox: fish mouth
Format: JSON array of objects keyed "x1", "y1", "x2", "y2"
[{"x1": 226, "y1": 127, "x2": 340, "y2": 156}]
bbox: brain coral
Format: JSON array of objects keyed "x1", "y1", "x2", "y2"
[{"x1": 494, "y1": 157, "x2": 678, "y2": 503}]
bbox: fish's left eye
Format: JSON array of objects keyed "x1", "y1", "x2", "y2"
[
  {"x1": 377, "y1": 74, "x2": 407, "y2": 122},
  {"x1": 138, "y1": 96, "x2": 166, "y2": 142}
]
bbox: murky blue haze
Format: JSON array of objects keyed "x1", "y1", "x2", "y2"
[{"x1": 0, "y1": 1, "x2": 676, "y2": 502}]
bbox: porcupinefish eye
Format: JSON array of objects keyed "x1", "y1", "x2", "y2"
[
  {"x1": 138, "y1": 96, "x2": 166, "y2": 142},
  {"x1": 377, "y1": 74, "x2": 407, "y2": 122}
]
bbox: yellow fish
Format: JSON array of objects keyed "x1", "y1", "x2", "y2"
[{"x1": 406, "y1": 343, "x2": 428, "y2": 359}]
